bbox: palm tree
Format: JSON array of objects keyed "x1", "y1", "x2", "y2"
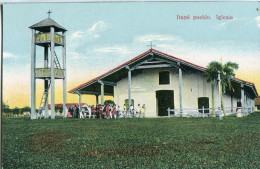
[{"x1": 205, "y1": 61, "x2": 239, "y2": 117}]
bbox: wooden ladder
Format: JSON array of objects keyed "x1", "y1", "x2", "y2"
[{"x1": 37, "y1": 81, "x2": 51, "y2": 118}]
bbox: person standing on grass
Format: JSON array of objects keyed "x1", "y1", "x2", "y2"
[
  {"x1": 68, "y1": 107, "x2": 71, "y2": 117},
  {"x1": 76, "y1": 105, "x2": 79, "y2": 118},
  {"x1": 116, "y1": 105, "x2": 120, "y2": 118},
  {"x1": 87, "y1": 105, "x2": 92, "y2": 118},
  {"x1": 72, "y1": 105, "x2": 76, "y2": 117},
  {"x1": 102, "y1": 105, "x2": 105, "y2": 118},
  {"x1": 98, "y1": 104, "x2": 103, "y2": 119},
  {"x1": 130, "y1": 104, "x2": 134, "y2": 117},
  {"x1": 112, "y1": 105, "x2": 117, "y2": 119},
  {"x1": 140, "y1": 105, "x2": 145, "y2": 118},
  {"x1": 92, "y1": 105, "x2": 96, "y2": 118},
  {"x1": 124, "y1": 104, "x2": 127, "y2": 117},
  {"x1": 138, "y1": 104, "x2": 141, "y2": 118},
  {"x1": 74, "y1": 105, "x2": 78, "y2": 118},
  {"x1": 79, "y1": 108, "x2": 83, "y2": 118},
  {"x1": 105, "y1": 105, "x2": 110, "y2": 119},
  {"x1": 109, "y1": 104, "x2": 113, "y2": 119},
  {"x1": 141, "y1": 104, "x2": 145, "y2": 118}
]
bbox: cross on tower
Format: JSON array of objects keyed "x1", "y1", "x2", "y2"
[
  {"x1": 147, "y1": 41, "x2": 156, "y2": 49},
  {"x1": 47, "y1": 10, "x2": 52, "y2": 18}
]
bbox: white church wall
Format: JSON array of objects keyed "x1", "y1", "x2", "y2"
[
  {"x1": 182, "y1": 70, "x2": 212, "y2": 110},
  {"x1": 114, "y1": 67, "x2": 216, "y2": 117},
  {"x1": 114, "y1": 66, "x2": 254, "y2": 117},
  {"x1": 114, "y1": 68, "x2": 180, "y2": 117}
]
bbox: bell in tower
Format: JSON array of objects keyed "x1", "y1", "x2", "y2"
[{"x1": 29, "y1": 10, "x2": 67, "y2": 119}]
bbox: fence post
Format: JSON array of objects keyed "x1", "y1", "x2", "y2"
[
  {"x1": 202, "y1": 106, "x2": 205, "y2": 118},
  {"x1": 168, "y1": 107, "x2": 170, "y2": 117}
]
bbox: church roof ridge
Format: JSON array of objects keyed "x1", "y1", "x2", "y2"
[{"x1": 68, "y1": 49, "x2": 258, "y2": 96}]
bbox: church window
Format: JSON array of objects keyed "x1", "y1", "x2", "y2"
[{"x1": 159, "y1": 71, "x2": 170, "y2": 85}]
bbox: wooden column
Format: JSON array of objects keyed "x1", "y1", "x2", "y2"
[
  {"x1": 241, "y1": 84, "x2": 244, "y2": 114},
  {"x1": 50, "y1": 27, "x2": 55, "y2": 119},
  {"x1": 231, "y1": 94, "x2": 233, "y2": 113},
  {"x1": 62, "y1": 31, "x2": 67, "y2": 118},
  {"x1": 30, "y1": 29, "x2": 36, "y2": 119},
  {"x1": 178, "y1": 63, "x2": 183, "y2": 116},
  {"x1": 211, "y1": 80, "x2": 215, "y2": 117},
  {"x1": 101, "y1": 83, "x2": 104, "y2": 105},
  {"x1": 95, "y1": 95, "x2": 99, "y2": 106},
  {"x1": 128, "y1": 69, "x2": 132, "y2": 110},
  {"x1": 218, "y1": 73, "x2": 222, "y2": 119},
  {"x1": 78, "y1": 93, "x2": 81, "y2": 110},
  {"x1": 44, "y1": 46, "x2": 49, "y2": 119}
]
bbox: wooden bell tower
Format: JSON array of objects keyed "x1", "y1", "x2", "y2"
[{"x1": 29, "y1": 11, "x2": 67, "y2": 119}]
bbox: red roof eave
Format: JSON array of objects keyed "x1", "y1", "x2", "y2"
[
  {"x1": 68, "y1": 49, "x2": 151, "y2": 93},
  {"x1": 68, "y1": 49, "x2": 258, "y2": 97}
]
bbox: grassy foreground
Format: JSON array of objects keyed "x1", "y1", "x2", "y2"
[{"x1": 2, "y1": 113, "x2": 260, "y2": 168}]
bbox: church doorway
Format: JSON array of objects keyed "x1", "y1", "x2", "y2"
[
  {"x1": 156, "y1": 90, "x2": 174, "y2": 116},
  {"x1": 198, "y1": 97, "x2": 209, "y2": 113}
]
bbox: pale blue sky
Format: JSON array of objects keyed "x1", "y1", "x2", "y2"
[
  {"x1": 4, "y1": 2, "x2": 260, "y2": 68},
  {"x1": 3, "y1": 2, "x2": 260, "y2": 107}
]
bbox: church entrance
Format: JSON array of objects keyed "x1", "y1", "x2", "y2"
[
  {"x1": 198, "y1": 97, "x2": 209, "y2": 113},
  {"x1": 156, "y1": 90, "x2": 174, "y2": 116}
]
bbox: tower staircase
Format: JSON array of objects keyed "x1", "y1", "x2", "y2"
[
  {"x1": 37, "y1": 45, "x2": 62, "y2": 118},
  {"x1": 48, "y1": 44, "x2": 61, "y2": 69},
  {"x1": 37, "y1": 80, "x2": 50, "y2": 118}
]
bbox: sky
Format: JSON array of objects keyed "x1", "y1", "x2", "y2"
[{"x1": 3, "y1": 2, "x2": 260, "y2": 108}]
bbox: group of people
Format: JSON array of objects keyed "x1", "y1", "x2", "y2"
[
  {"x1": 123, "y1": 104, "x2": 146, "y2": 118},
  {"x1": 68, "y1": 105, "x2": 80, "y2": 118},
  {"x1": 67, "y1": 103, "x2": 146, "y2": 119}
]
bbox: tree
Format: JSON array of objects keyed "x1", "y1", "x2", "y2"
[
  {"x1": 21, "y1": 106, "x2": 31, "y2": 113},
  {"x1": 12, "y1": 107, "x2": 21, "y2": 115},
  {"x1": 2, "y1": 102, "x2": 10, "y2": 113},
  {"x1": 205, "y1": 61, "x2": 239, "y2": 116},
  {"x1": 104, "y1": 100, "x2": 115, "y2": 106}
]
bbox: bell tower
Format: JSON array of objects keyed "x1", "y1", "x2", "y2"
[{"x1": 29, "y1": 11, "x2": 67, "y2": 119}]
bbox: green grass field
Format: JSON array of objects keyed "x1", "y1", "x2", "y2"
[{"x1": 2, "y1": 113, "x2": 260, "y2": 168}]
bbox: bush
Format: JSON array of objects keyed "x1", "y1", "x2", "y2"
[
  {"x1": 104, "y1": 100, "x2": 115, "y2": 105},
  {"x1": 21, "y1": 106, "x2": 31, "y2": 113},
  {"x1": 12, "y1": 107, "x2": 21, "y2": 115},
  {"x1": 2, "y1": 102, "x2": 11, "y2": 113}
]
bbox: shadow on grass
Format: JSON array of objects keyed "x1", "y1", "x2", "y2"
[{"x1": 27, "y1": 130, "x2": 70, "y2": 154}]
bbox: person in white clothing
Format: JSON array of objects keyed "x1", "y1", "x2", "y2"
[{"x1": 87, "y1": 105, "x2": 92, "y2": 118}]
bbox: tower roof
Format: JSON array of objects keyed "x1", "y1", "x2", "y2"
[{"x1": 29, "y1": 18, "x2": 67, "y2": 32}]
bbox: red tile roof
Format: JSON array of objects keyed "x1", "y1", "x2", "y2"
[
  {"x1": 68, "y1": 49, "x2": 258, "y2": 96},
  {"x1": 48, "y1": 103, "x2": 86, "y2": 109},
  {"x1": 68, "y1": 49, "x2": 151, "y2": 93}
]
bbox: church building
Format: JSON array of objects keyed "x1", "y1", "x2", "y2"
[{"x1": 68, "y1": 49, "x2": 258, "y2": 117}]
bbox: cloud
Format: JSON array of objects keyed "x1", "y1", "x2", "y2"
[
  {"x1": 215, "y1": 22, "x2": 227, "y2": 30},
  {"x1": 67, "y1": 21, "x2": 111, "y2": 59},
  {"x1": 70, "y1": 31, "x2": 84, "y2": 39},
  {"x1": 87, "y1": 21, "x2": 110, "y2": 34},
  {"x1": 68, "y1": 21, "x2": 110, "y2": 43},
  {"x1": 3, "y1": 52, "x2": 16, "y2": 58},
  {"x1": 255, "y1": 16, "x2": 260, "y2": 28},
  {"x1": 95, "y1": 46, "x2": 131, "y2": 54},
  {"x1": 134, "y1": 34, "x2": 183, "y2": 42},
  {"x1": 94, "y1": 34, "x2": 101, "y2": 39},
  {"x1": 68, "y1": 51, "x2": 81, "y2": 59}
]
